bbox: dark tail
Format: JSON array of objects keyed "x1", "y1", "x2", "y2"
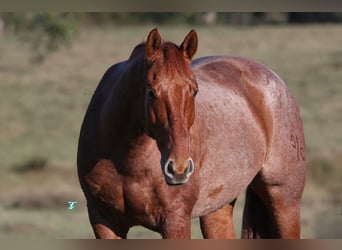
[{"x1": 241, "y1": 186, "x2": 271, "y2": 238}]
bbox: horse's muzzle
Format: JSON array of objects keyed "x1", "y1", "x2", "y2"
[{"x1": 163, "y1": 158, "x2": 194, "y2": 185}]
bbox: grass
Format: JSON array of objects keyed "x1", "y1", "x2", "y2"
[
  {"x1": 0, "y1": 24, "x2": 341, "y2": 238},
  {"x1": 12, "y1": 156, "x2": 48, "y2": 173}
]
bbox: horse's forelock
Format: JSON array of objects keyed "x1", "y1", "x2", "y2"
[
  {"x1": 130, "y1": 41, "x2": 192, "y2": 79},
  {"x1": 154, "y1": 42, "x2": 190, "y2": 74}
]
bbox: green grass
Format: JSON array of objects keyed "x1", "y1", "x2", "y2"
[{"x1": 0, "y1": 24, "x2": 341, "y2": 238}]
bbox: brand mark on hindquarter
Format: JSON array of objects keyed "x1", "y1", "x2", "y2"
[{"x1": 290, "y1": 134, "x2": 305, "y2": 161}]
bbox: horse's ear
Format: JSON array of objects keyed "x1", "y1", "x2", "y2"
[
  {"x1": 146, "y1": 28, "x2": 162, "y2": 58},
  {"x1": 180, "y1": 29, "x2": 198, "y2": 61}
]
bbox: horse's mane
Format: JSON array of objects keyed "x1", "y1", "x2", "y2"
[{"x1": 129, "y1": 42, "x2": 146, "y2": 60}]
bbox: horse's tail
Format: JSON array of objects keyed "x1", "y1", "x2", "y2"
[{"x1": 241, "y1": 186, "x2": 271, "y2": 238}]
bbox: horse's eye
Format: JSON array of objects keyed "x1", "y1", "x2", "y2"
[
  {"x1": 147, "y1": 89, "x2": 156, "y2": 99},
  {"x1": 193, "y1": 89, "x2": 198, "y2": 97},
  {"x1": 152, "y1": 73, "x2": 157, "y2": 81}
]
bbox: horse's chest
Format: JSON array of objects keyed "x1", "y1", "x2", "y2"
[
  {"x1": 122, "y1": 176, "x2": 165, "y2": 226},
  {"x1": 84, "y1": 159, "x2": 125, "y2": 213},
  {"x1": 84, "y1": 155, "x2": 166, "y2": 225}
]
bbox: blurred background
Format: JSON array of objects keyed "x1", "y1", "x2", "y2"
[{"x1": 0, "y1": 12, "x2": 341, "y2": 239}]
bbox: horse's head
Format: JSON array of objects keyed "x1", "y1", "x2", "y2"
[{"x1": 143, "y1": 29, "x2": 198, "y2": 185}]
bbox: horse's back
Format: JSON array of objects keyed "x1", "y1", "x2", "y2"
[{"x1": 192, "y1": 56, "x2": 287, "y2": 96}]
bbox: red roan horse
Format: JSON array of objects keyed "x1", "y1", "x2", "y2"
[{"x1": 77, "y1": 29, "x2": 306, "y2": 239}]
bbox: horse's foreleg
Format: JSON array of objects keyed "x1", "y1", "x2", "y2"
[
  {"x1": 91, "y1": 223, "x2": 124, "y2": 239},
  {"x1": 199, "y1": 200, "x2": 236, "y2": 239},
  {"x1": 161, "y1": 213, "x2": 192, "y2": 239},
  {"x1": 88, "y1": 207, "x2": 129, "y2": 239}
]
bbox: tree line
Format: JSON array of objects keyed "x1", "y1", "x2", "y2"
[{"x1": 1, "y1": 13, "x2": 341, "y2": 61}]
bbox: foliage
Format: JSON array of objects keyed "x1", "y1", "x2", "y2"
[
  {"x1": 1, "y1": 12, "x2": 342, "y2": 62},
  {"x1": 1, "y1": 13, "x2": 78, "y2": 62},
  {"x1": 12, "y1": 156, "x2": 48, "y2": 173}
]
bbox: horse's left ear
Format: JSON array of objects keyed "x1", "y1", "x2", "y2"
[
  {"x1": 180, "y1": 29, "x2": 198, "y2": 61},
  {"x1": 146, "y1": 28, "x2": 162, "y2": 59}
]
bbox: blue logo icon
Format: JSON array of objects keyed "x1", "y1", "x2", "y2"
[{"x1": 67, "y1": 201, "x2": 78, "y2": 211}]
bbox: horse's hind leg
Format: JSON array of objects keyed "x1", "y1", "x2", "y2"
[
  {"x1": 242, "y1": 162, "x2": 305, "y2": 239},
  {"x1": 241, "y1": 186, "x2": 270, "y2": 238},
  {"x1": 199, "y1": 200, "x2": 236, "y2": 239},
  {"x1": 242, "y1": 101, "x2": 306, "y2": 238}
]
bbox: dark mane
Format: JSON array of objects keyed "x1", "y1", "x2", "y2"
[{"x1": 129, "y1": 42, "x2": 146, "y2": 60}]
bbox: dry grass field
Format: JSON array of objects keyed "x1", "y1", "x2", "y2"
[{"x1": 0, "y1": 24, "x2": 341, "y2": 239}]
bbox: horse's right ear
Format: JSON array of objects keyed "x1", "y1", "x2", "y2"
[
  {"x1": 146, "y1": 28, "x2": 162, "y2": 59},
  {"x1": 180, "y1": 29, "x2": 198, "y2": 61}
]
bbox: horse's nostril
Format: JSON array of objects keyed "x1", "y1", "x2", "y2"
[
  {"x1": 166, "y1": 160, "x2": 175, "y2": 176},
  {"x1": 186, "y1": 159, "x2": 194, "y2": 175},
  {"x1": 164, "y1": 158, "x2": 194, "y2": 184}
]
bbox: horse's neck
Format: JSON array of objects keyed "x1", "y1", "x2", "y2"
[{"x1": 100, "y1": 59, "x2": 146, "y2": 151}]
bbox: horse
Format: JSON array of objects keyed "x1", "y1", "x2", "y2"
[{"x1": 77, "y1": 28, "x2": 306, "y2": 239}]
